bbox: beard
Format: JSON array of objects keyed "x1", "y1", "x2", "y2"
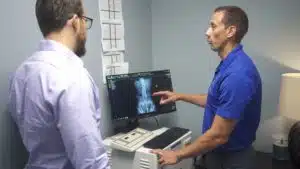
[
  {"x1": 208, "y1": 43, "x2": 220, "y2": 52},
  {"x1": 209, "y1": 41, "x2": 226, "y2": 53},
  {"x1": 210, "y1": 45, "x2": 219, "y2": 52},
  {"x1": 74, "y1": 35, "x2": 86, "y2": 57}
]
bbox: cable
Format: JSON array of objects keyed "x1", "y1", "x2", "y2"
[
  {"x1": 193, "y1": 157, "x2": 198, "y2": 169},
  {"x1": 153, "y1": 116, "x2": 160, "y2": 127}
]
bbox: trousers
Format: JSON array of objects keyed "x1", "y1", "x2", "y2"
[{"x1": 203, "y1": 146, "x2": 256, "y2": 169}]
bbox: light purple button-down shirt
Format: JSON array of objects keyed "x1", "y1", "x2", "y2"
[{"x1": 8, "y1": 40, "x2": 110, "y2": 169}]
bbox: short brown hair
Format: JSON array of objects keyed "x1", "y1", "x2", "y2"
[
  {"x1": 35, "y1": 0, "x2": 84, "y2": 37},
  {"x1": 214, "y1": 6, "x2": 249, "y2": 43}
]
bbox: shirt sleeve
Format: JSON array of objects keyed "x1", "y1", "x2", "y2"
[
  {"x1": 216, "y1": 74, "x2": 254, "y2": 120},
  {"x1": 56, "y1": 80, "x2": 110, "y2": 169}
]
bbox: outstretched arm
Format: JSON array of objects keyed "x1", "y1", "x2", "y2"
[
  {"x1": 153, "y1": 91, "x2": 207, "y2": 108},
  {"x1": 177, "y1": 93, "x2": 207, "y2": 108}
]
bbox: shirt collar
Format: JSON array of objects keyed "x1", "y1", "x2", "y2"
[
  {"x1": 37, "y1": 39, "x2": 83, "y2": 67},
  {"x1": 215, "y1": 44, "x2": 243, "y2": 73}
]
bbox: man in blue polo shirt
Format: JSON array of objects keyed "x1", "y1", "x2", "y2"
[{"x1": 152, "y1": 6, "x2": 261, "y2": 169}]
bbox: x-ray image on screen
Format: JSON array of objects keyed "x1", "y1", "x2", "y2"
[{"x1": 134, "y1": 78, "x2": 156, "y2": 114}]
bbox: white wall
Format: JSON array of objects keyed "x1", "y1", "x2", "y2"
[
  {"x1": 1, "y1": 1, "x2": 300, "y2": 168},
  {"x1": 0, "y1": 0, "x2": 152, "y2": 168},
  {"x1": 152, "y1": 0, "x2": 300, "y2": 153}
]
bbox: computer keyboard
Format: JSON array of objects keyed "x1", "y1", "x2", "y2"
[
  {"x1": 143, "y1": 127, "x2": 190, "y2": 149},
  {"x1": 111, "y1": 128, "x2": 157, "y2": 152}
]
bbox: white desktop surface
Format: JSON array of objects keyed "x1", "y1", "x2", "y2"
[{"x1": 103, "y1": 127, "x2": 193, "y2": 169}]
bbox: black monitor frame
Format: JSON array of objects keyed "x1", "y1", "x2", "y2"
[{"x1": 106, "y1": 69, "x2": 177, "y2": 123}]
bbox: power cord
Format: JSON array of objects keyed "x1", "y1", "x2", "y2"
[{"x1": 153, "y1": 116, "x2": 160, "y2": 127}]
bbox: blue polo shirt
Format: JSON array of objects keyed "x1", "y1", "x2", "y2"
[{"x1": 203, "y1": 44, "x2": 262, "y2": 152}]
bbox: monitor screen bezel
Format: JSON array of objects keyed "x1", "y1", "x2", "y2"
[{"x1": 105, "y1": 69, "x2": 177, "y2": 121}]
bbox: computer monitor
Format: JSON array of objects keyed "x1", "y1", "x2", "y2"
[{"x1": 106, "y1": 69, "x2": 176, "y2": 122}]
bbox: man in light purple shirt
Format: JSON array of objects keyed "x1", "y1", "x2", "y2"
[{"x1": 8, "y1": 0, "x2": 110, "y2": 169}]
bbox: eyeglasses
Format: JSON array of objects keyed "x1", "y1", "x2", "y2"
[{"x1": 81, "y1": 16, "x2": 93, "y2": 30}]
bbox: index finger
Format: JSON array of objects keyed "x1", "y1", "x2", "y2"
[{"x1": 152, "y1": 91, "x2": 168, "y2": 96}]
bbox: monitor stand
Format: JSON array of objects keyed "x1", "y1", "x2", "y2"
[{"x1": 113, "y1": 118, "x2": 140, "y2": 134}]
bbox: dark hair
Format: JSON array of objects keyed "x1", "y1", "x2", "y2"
[
  {"x1": 214, "y1": 6, "x2": 249, "y2": 43},
  {"x1": 35, "y1": 0, "x2": 84, "y2": 37},
  {"x1": 288, "y1": 121, "x2": 300, "y2": 168}
]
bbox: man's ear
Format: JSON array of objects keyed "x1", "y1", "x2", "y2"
[
  {"x1": 226, "y1": 25, "x2": 237, "y2": 39},
  {"x1": 67, "y1": 15, "x2": 80, "y2": 33}
]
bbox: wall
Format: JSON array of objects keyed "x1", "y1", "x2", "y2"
[
  {"x1": 2, "y1": 0, "x2": 299, "y2": 168},
  {"x1": 0, "y1": 0, "x2": 40, "y2": 168},
  {"x1": 123, "y1": 0, "x2": 152, "y2": 73},
  {"x1": 0, "y1": 0, "x2": 152, "y2": 168},
  {"x1": 152, "y1": 0, "x2": 300, "y2": 152}
]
